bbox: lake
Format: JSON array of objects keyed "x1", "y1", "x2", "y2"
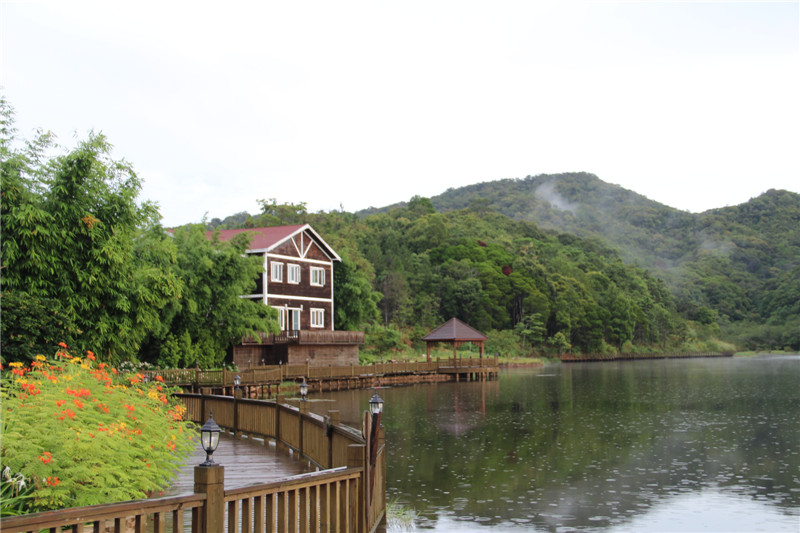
[{"x1": 309, "y1": 355, "x2": 800, "y2": 532}]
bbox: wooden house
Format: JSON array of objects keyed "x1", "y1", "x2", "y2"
[{"x1": 207, "y1": 224, "x2": 364, "y2": 368}]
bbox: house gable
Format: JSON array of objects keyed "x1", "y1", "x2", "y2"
[{"x1": 206, "y1": 225, "x2": 339, "y2": 333}]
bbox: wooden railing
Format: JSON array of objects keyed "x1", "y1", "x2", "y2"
[
  {"x1": 0, "y1": 493, "x2": 206, "y2": 533},
  {"x1": 1, "y1": 395, "x2": 386, "y2": 533},
  {"x1": 146, "y1": 357, "x2": 500, "y2": 388},
  {"x1": 245, "y1": 330, "x2": 365, "y2": 345}
]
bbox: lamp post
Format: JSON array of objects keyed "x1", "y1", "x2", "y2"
[
  {"x1": 368, "y1": 389, "x2": 383, "y2": 464},
  {"x1": 195, "y1": 412, "x2": 224, "y2": 532},
  {"x1": 300, "y1": 378, "x2": 308, "y2": 402},
  {"x1": 200, "y1": 412, "x2": 222, "y2": 466},
  {"x1": 369, "y1": 390, "x2": 384, "y2": 416},
  {"x1": 366, "y1": 389, "x2": 384, "y2": 516},
  {"x1": 233, "y1": 374, "x2": 241, "y2": 391}
]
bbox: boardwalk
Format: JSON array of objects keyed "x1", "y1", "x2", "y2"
[
  {"x1": 164, "y1": 432, "x2": 312, "y2": 497},
  {"x1": 147, "y1": 358, "x2": 500, "y2": 396}
]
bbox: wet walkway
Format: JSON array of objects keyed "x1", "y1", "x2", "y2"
[{"x1": 165, "y1": 433, "x2": 313, "y2": 496}]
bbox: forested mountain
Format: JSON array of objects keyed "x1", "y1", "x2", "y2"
[
  {"x1": 360, "y1": 173, "x2": 799, "y2": 350},
  {"x1": 212, "y1": 198, "x2": 736, "y2": 356}
]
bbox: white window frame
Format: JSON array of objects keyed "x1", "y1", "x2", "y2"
[
  {"x1": 271, "y1": 261, "x2": 284, "y2": 282},
  {"x1": 310, "y1": 267, "x2": 325, "y2": 287},
  {"x1": 288, "y1": 264, "x2": 301, "y2": 284},
  {"x1": 310, "y1": 308, "x2": 325, "y2": 328},
  {"x1": 275, "y1": 307, "x2": 287, "y2": 330}
]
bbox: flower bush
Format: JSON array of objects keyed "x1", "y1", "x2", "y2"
[{"x1": 0, "y1": 344, "x2": 196, "y2": 514}]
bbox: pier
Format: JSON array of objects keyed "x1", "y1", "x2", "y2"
[{"x1": 146, "y1": 358, "x2": 500, "y2": 397}]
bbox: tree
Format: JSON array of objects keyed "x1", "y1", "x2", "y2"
[
  {"x1": 333, "y1": 256, "x2": 380, "y2": 331},
  {"x1": 514, "y1": 313, "x2": 546, "y2": 351},
  {"x1": 549, "y1": 331, "x2": 571, "y2": 355},
  {"x1": 139, "y1": 225, "x2": 280, "y2": 368},
  {"x1": 1, "y1": 101, "x2": 180, "y2": 363},
  {"x1": 253, "y1": 198, "x2": 308, "y2": 226}
]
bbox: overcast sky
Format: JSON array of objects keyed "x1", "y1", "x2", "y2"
[{"x1": 2, "y1": 1, "x2": 798, "y2": 227}]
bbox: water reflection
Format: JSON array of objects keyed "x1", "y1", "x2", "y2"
[{"x1": 310, "y1": 356, "x2": 800, "y2": 531}]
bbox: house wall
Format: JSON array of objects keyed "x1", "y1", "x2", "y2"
[
  {"x1": 233, "y1": 344, "x2": 288, "y2": 369},
  {"x1": 287, "y1": 344, "x2": 359, "y2": 366},
  {"x1": 268, "y1": 298, "x2": 333, "y2": 331},
  {"x1": 232, "y1": 343, "x2": 358, "y2": 369},
  {"x1": 264, "y1": 230, "x2": 335, "y2": 331}
]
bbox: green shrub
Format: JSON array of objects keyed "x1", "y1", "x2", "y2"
[{"x1": 1, "y1": 344, "x2": 196, "y2": 514}]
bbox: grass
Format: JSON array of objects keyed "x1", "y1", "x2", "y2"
[{"x1": 386, "y1": 498, "x2": 417, "y2": 532}]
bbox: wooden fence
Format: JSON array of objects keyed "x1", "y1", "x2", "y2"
[
  {"x1": 145, "y1": 357, "x2": 500, "y2": 391},
  {"x1": 2, "y1": 394, "x2": 386, "y2": 533}
]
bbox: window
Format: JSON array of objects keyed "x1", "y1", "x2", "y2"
[
  {"x1": 310, "y1": 308, "x2": 325, "y2": 328},
  {"x1": 275, "y1": 307, "x2": 286, "y2": 330},
  {"x1": 288, "y1": 264, "x2": 301, "y2": 284},
  {"x1": 271, "y1": 261, "x2": 283, "y2": 282},
  {"x1": 310, "y1": 267, "x2": 325, "y2": 287}
]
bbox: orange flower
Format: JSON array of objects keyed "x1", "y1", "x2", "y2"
[
  {"x1": 56, "y1": 400, "x2": 66, "y2": 407},
  {"x1": 38, "y1": 451, "x2": 52, "y2": 464},
  {"x1": 65, "y1": 409, "x2": 76, "y2": 419},
  {"x1": 58, "y1": 342, "x2": 68, "y2": 349},
  {"x1": 46, "y1": 476, "x2": 60, "y2": 486},
  {"x1": 86, "y1": 351, "x2": 96, "y2": 361},
  {"x1": 73, "y1": 399, "x2": 84, "y2": 409},
  {"x1": 155, "y1": 375, "x2": 164, "y2": 383}
]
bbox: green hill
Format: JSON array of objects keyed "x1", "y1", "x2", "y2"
[
  {"x1": 419, "y1": 173, "x2": 800, "y2": 350},
  {"x1": 214, "y1": 174, "x2": 799, "y2": 352}
]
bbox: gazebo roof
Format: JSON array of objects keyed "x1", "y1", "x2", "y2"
[{"x1": 422, "y1": 318, "x2": 488, "y2": 342}]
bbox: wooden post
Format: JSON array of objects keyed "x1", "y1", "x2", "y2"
[
  {"x1": 275, "y1": 396, "x2": 284, "y2": 453},
  {"x1": 194, "y1": 465, "x2": 224, "y2": 533},
  {"x1": 348, "y1": 444, "x2": 367, "y2": 532},
  {"x1": 233, "y1": 389, "x2": 242, "y2": 439}
]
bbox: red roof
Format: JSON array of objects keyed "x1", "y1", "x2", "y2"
[
  {"x1": 422, "y1": 318, "x2": 488, "y2": 342},
  {"x1": 206, "y1": 224, "x2": 340, "y2": 261}
]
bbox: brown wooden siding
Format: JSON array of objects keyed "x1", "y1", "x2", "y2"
[
  {"x1": 269, "y1": 231, "x2": 331, "y2": 262},
  {"x1": 287, "y1": 344, "x2": 359, "y2": 366},
  {"x1": 266, "y1": 260, "x2": 332, "y2": 301},
  {"x1": 268, "y1": 298, "x2": 333, "y2": 331}
]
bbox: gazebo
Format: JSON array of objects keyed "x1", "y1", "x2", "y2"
[{"x1": 421, "y1": 317, "x2": 488, "y2": 362}]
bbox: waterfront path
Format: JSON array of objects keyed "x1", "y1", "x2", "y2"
[{"x1": 165, "y1": 432, "x2": 313, "y2": 497}]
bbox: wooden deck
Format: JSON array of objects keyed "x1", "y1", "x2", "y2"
[
  {"x1": 1, "y1": 395, "x2": 384, "y2": 533},
  {"x1": 164, "y1": 432, "x2": 312, "y2": 497},
  {"x1": 146, "y1": 357, "x2": 500, "y2": 395}
]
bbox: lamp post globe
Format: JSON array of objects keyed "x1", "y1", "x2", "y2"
[
  {"x1": 369, "y1": 391, "x2": 384, "y2": 415},
  {"x1": 200, "y1": 412, "x2": 222, "y2": 466},
  {"x1": 234, "y1": 375, "x2": 241, "y2": 390},
  {"x1": 300, "y1": 379, "x2": 309, "y2": 402}
]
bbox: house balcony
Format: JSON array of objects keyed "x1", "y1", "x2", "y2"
[{"x1": 243, "y1": 329, "x2": 365, "y2": 346}]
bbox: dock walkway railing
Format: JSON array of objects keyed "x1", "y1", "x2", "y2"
[
  {"x1": 147, "y1": 357, "x2": 500, "y2": 390},
  {"x1": 1, "y1": 394, "x2": 385, "y2": 533}
]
